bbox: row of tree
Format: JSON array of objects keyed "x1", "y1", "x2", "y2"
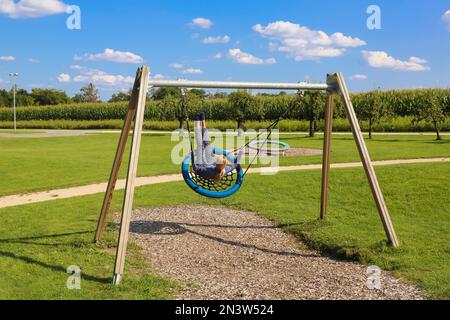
[
  {"x1": 0, "y1": 83, "x2": 103, "y2": 107},
  {"x1": 0, "y1": 84, "x2": 448, "y2": 140}
]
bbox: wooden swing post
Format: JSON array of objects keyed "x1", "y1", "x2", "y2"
[
  {"x1": 93, "y1": 66, "x2": 150, "y2": 284},
  {"x1": 319, "y1": 73, "x2": 399, "y2": 247},
  {"x1": 94, "y1": 67, "x2": 144, "y2": 242}
]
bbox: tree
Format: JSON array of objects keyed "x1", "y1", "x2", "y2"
[
  {"x1": 31, "y1": 88, "x2": 70, "y2": 105},
  {"x1": 413, "y1": 90, "x2": 447, "y2": 140},
  {"x1": 189, "y1": 89, "x2": 206, "y2": 99},
  {"x1": 109, "y1": 91, "x2": 131, "y2": 102},
  {"x1": 207, "y1": 92, "x2": 228, "y2": 99},
  {"x1": 227, "y1": 91, "x2": 261, "y2": 130},
  {"x1": 299, "y1": 91, "x2": 325, "y2": 137},
  {"x1": 0, "y1": 89, "x2": 10, "y2": 107},
  {"x1": 152, "y1": 87, "x2": 182, "y2": 100},
  {"x1": 14, "y1": 88, "x2": 35, "y2": 107},
  {"x1": 73, "y1": 83, "x2": 100, "y2": 103},
  {"x1": 354, "y1": 90, "x2": 387, "y2": 139},
  {"x1": 0, "y1": 87, "x2": 34, "y2": 107}
]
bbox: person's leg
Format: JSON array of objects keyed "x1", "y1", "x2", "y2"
[
  {"x1": 200, "y1": 112, "x2": 211, "y2": 146},
  {"x1": 200, "y1": 112, "x2": 217, "y2": 165},
  {"x1": 193, "y1": 114, "x2": 204, "y2": 166}
]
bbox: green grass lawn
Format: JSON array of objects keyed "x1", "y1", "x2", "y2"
[
  {"x1": 0, "y1": 133, "x2": 449, "y2": 197},
  {"x1": 0, "y1": 162, "x2": 448, "y2": 299}
]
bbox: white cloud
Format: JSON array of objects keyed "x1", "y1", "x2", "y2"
[
  {"x1": 74, "y1": 48, "x2": 144, "y2": 64},
  {"x1": 443, "y1": 10, "x2": 450, "y2": 31},
  {"x1": 408, "y1": 56, "x2": 428, "y2": 64},
  {"x1": 349, "y1": 74, "x2": 367, "y2": 81},
  {"x1": 0, "y1": 0, "x2": 69, "y2": 19},
  {"x1": 181, "y1": 68, "x2": 203, "y2": 75},
  {"x1": 362, "y1": 51, "x2": 430, "y2": 72},
  {"x1": 59, "y1": 65, "x2": 135, "y2": 87},
  {"x1": 28, "y1": 58, "x2": 40, "y2": 63},
  {"x1": 57, "y1": 73, "x2": 71, "y2": 83},
  {"x1": 253, "y1": 21, "x2": 366, "y2": 61},
  {"x1": 191, "y1": 17, "x2": 213, "y2": 29},
  {"x1": 214, "y1": 52, "x2": 223, "y2": 59},
  {"x1": 0, "y1": 55, "x2": 16, "y2": 61},
  {"x1": 169, "y1": 63, "x2": 184, "y2": 69},
  {"x1": 90, "y1": 74, "x2": 134, "y2": 86},
  {"x1": 202, "y1": 35, "x2": 231, "y2": 44},
  {"x1": 228, "y1": 49, "x2": 276, "y2": 65},
  {"x1": 151, "y1": 74, "x2": 166, "y2": 80}
]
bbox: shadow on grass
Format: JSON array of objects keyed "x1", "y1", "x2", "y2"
[
  {"x1": 130, "y1": 220, "x2": 318, "y2": 258},
  {"x1": 424, "y1": 139, "x2": 450, "y2": 144},
  {"x1": 0, "y1": 249, "x2": 111, "y2": 284},
  {"x1": 0, "y1": 230, "x2": 111, "y2": 284},
  {"x1": 0, "y1": 230, "x2": 93, "y2": 247}
]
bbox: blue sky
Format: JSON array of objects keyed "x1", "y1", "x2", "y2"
[{"x1": 0, "y1": 0, "x2": 449, "y2": 100}]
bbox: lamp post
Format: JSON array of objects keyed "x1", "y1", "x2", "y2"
[{"x1": 9, "y1": 73, "x2": 19, "y2": 131}]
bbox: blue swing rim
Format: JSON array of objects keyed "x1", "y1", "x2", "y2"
[{"x1": 182, "y1": 147, "x2": 244, "y2": 198}]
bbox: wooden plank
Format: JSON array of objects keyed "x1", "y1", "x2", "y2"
[
  {"x1": 335, "y1": 72, "x2": 399, "y2": 247},
  {"x1": 320, "y1": 88, "x2": 335, "y2": 220},
  {"x1": 113, "y1": 66, "x2": 150, "y2": 284},
  {"x1": 94, "y1": 68, "x2": 142, "y2": 242}
]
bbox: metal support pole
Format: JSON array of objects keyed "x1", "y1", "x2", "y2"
[
  {"x1": 9, "y1": 73, "x2": 18, "y2": 131},
  {"x1": 320, "y1": 78, "x2": 335, "y2": 220},
  {"x1": 148, "y1": 79, "x2": 329, "y2": 91},
  {"x1": 13, "y1": 83, "x2": 16, "y2": 131}
]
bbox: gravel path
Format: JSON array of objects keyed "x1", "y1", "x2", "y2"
[{"x1": 129, "y1": 206, "x2": 425, "y2": 300}]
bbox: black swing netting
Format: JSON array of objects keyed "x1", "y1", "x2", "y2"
[{"x1": 188, "y1": 165, "x2": 236, "y2": 192}]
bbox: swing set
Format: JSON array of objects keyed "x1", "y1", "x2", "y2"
[{"x1": 94, "y1": 66, "x2": 399, "y2": 285}]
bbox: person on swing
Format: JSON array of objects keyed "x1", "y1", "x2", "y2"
[{"x1": 193, "y1": 112, "x2": 241, "y2": 183}]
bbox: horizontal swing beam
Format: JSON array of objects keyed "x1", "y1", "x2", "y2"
[{"x1": 147, "y1": 79, "x2": 330, "y2": 91}]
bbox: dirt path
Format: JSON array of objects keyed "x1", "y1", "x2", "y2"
[
  {"x1": 0, "y1": 157, "x2": 449, "y2": 209},
  {"x1": 1, "y1": 129, "x2": 450, "y2": 138},
  {"x1": 130, "y1": 206, "x2": 424, "y2": 300},
  {"x1": 0, "y1": 130, "x2": 96, "y2": 138}
]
